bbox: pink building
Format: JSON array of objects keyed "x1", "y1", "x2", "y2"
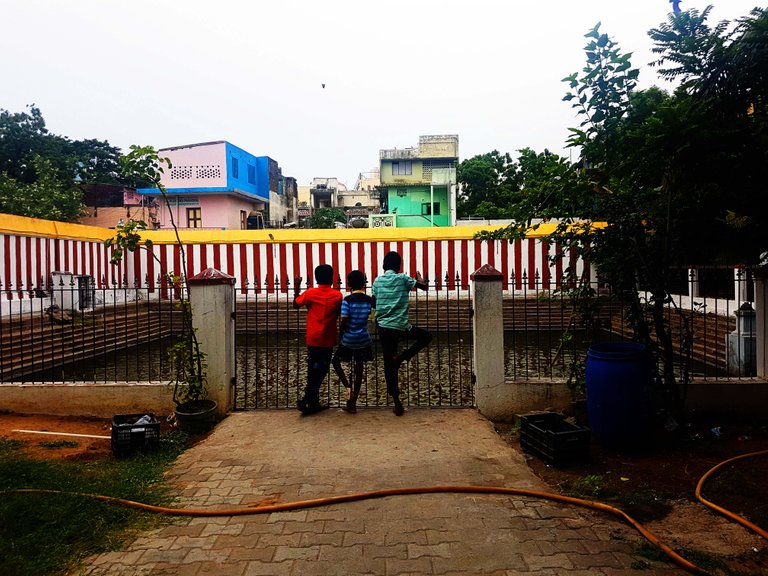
[{"x1": 138, "y1": 141, "x2": 288, "y2": 230}]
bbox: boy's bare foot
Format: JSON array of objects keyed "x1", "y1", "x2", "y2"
[{"x1": 344, "y1": 399, "x2": 357, "y2": 414}]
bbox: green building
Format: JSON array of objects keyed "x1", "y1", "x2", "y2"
[{"x1": 373, "y1": 135, "x2": 458, "y2": 228}]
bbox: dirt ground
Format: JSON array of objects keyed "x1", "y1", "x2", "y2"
[
  {"x1": 0, "y1": 413, "x2": 116, "y2": 460},
  {"x1": 2, "y1": 411, "x2": 767, "y2": 574},
  {"x1": 497, "y1": 412, "x2": 768, "y2": 575}
]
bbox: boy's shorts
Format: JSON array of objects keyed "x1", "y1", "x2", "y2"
[{"x1": 334, "y1": 344, "x2": 373, "y2": 363}]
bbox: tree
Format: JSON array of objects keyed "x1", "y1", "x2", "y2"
[
  {"x1": 457, "y1": 149, "x2": 582, "y2": 219},
  {"x1": 0, "y1": 156, "x2": 83, "y2": 222},
  {"x1": 108, "y1": 145, "x2": 208, "y2": 409},
  {"x1": 306, "y1": 207, "x2": 347, "y2": 229},
  {"x1": 0, "y1": 105, "x2": 126, "y2": 220},
  {"x1": 0, "y1": 105, "x2": 48, "y2": 183},
  {"x1": 479, "y1": 7, "x2": 768, "y2": 422},
  {"x1": 456, "y1": 150, "x2": 517, "y2": 218}
]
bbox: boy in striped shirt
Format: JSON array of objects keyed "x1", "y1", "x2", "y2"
[
  {"x1": 372, "y1": 251, "x2": 432, "y2": 416},
  {"x1": 332, "y1": 270, "x2": 374, "y2": 414}
]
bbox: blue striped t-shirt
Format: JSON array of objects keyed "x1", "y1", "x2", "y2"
[{"x1": 340, "y1": 291, "x2": 373, "y2": 348}]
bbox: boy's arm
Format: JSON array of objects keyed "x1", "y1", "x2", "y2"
[
  {"x1": 338, "y1": 315, "x2": 349, "y2": 336},
  {"x1": 292, "y1": 276, "x2": 303, "y2": 308},
  {"x1": 335, "y1": 294, "x2": 345, "y2": 334},
  {"x1": 414, "y1": 271, "x2": 429, "y2": 291}
]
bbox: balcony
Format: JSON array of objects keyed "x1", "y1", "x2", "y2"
[{"x1": 380, "y1": 148, "x2": 419, "y2": 160}]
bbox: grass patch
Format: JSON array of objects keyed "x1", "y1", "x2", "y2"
[
  {"x1": 0, "y1": 431, "x2": 188, "y2": 576},
  {"x1": 634, "y1": 542, "x2": 666, "y2": 562},
  {"x1": 38, "y1": 440, "x2": 79, "y2": 449},
  {"x1": 0, "y1": 438, "x2": 24, "y2": 451},
  {"x1": 563, "y1": 474, "x2": 614, "y2": 498}
]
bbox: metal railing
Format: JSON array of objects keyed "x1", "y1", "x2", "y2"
[
  {"x1": 1, "y1": 268, "x2": 757, "y2": 398},
  {"x1": 0, "y1": 276, "x2": 185, "y2": 383},
  {"x1": 499, "y1": 268, "x2": 757, "y2": 382},
  {"x1": 233, "y1": 276, "x2": 474, "y2": 410}
]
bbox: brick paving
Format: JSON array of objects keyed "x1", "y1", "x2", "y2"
[{"x1": 78, "y1": 409, "x2": 688, "y2": 575}]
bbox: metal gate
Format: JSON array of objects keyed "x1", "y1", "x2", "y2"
[{"x1": 233, "y1": 277, "x2": 474, "y2": 410}]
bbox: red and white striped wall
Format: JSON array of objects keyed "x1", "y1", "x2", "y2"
[
  {"x1": 131, "y1": 237, "x2": 585, "y2": 294},
  {"x1": 0, "y1": 216, "x2": 587, "y2": 300}
]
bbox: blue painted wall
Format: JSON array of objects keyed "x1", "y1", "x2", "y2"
[
  {"x1": 226, "y1": 142, "x2": 269, "y2": 202},
  {"x1": 138, "y1": 141, "x2": 271, "y2": 204}
]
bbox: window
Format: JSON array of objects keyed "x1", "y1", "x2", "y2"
[
  {"x1": 231, "y1": 157, "x2": 239, "y2": 179},
  {"x1": 247, "y1": 164, "x2": 256, "y2": 184},
  {"x1": 240, "y1": 210, "x2": 247, "y2": 230},
  {"x1": 391, "y1": 161, "x2": 412, "y2": 176},
  {"x1": 187, "y1": 207, "x2": 202, "y2": 228},
  {"x1": 421, "y1": 202, "x2": 440, "y2": 216}
]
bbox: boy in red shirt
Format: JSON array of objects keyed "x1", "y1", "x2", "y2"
[{"x1": 293, "y1": 264, "x2": 343, "y2": 415}]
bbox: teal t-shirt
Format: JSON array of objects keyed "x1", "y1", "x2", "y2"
[{"x1": 372, "y1": 270, "x2": 416, "y2": 331}]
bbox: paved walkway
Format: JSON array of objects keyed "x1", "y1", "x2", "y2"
[{"x1": 80, "y1": 409, "x2": 687, "y2": 575}]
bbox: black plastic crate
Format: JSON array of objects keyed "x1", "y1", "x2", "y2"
[
  {"x1": 519, "y1": 412, "x2": 590, "y2": 466},
  {"x1": 111, "y1": 413, "x2": 160, "y2": 457}
]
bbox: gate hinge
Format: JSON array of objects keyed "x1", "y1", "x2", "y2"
[
  {"x1": 468, "y1": 306, "x2": 474, "y2": 318},
  {"x1": 471, "y1": 372, "x2": 476, "y2": 385},
  {"x1": 230, "y1": 311, "x2": 237, "y2": 320}
]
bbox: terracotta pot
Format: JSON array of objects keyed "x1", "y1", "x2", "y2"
[{"x1": 175, "y1": 399, "x2": 218, "y2": 435}]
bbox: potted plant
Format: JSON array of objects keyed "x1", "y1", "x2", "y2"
[{"x1": 107, "y1": 145, "x2": 217, "y2": 434}]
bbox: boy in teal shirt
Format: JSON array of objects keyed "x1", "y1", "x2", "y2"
[{"x1": 372, "y1": 251, "x2": 432, "y2": 416}]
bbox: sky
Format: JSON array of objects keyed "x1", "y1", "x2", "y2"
[{"x1": 1, "y1": 1, "x2": 760, "y2": 187}]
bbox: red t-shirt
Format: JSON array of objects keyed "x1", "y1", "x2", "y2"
[{"x1": 295, "y1": 285, "x2": 343, "y2": 347}]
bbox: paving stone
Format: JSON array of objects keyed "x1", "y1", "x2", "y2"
[
  {"x1": 406, "y1": 542, "x2": 452, "y2": 559},
  {"x1": 226, "y1": 545, "x2": 275, "y2": 562},
  {"x1": 243, "y1": 560, "x2": 295, "y2": 575},
  {"x1": 385, "y1": 556, "x2": 435, "y2": 575},
  {"x1": 76, "y1": 410, "x2": 663, "y2": 576}
]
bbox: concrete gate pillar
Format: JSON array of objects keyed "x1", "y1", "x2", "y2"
[
  {"x1": 188, "y1": 268, "x2": 236, "y2": 417},
  {"x1": 471, "y1": 264, "x2": 506, "y2": 420}
]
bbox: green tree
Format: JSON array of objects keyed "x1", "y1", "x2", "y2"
[
  {"x1": 0, "y1": 105, "x2": 48, "y2": 183},
  {"x1": 0, "y1": 105, "x2": 125, "y2": 221},
  {"x1": 108, "y1": 145, "x2": 208, "y2": 408},
  {"x1": 457, "y1": 148, "x2": 586, "y2": 220},
  {"x1": 0, "y1": 156, "x2": 83, "y2": 222},
  {"x1": 479, "y1": 7, "x2": 768, "y2": 421},
  {"x1": 306, "y1": 207, "x2": 347, "y2": 229},
  {"x1": 456, "y1": 150, "x2": 517, "y2": 218}
]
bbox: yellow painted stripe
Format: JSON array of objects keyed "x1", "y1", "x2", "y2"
[
  {"x1": 0, "y1": 213, "x2": 115, "y2": 242},
  {"x1": 0, "y1": 213, "x2": 603, "y2": 244}
]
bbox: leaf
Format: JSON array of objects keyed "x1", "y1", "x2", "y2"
[{"x1": 585, "y1": 22, "x2": 601, "y2": 39}]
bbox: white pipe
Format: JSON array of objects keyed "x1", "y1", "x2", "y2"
[{"x1": 12, "y1": 429, "x2": 111, "y2": 440}]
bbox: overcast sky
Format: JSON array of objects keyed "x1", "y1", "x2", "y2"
[{"x1": 1, "y1": 1, "x2": 759, "y2": 187}]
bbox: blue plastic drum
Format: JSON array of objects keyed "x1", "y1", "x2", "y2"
[{"x1": 586, "y1": 342, "x2": 652, "y2": 447}]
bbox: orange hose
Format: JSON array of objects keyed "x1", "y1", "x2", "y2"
[
  {"x1": 14, "y1": 485, "x2": 709, "y2": 575},
  {"x1": 695, "y1": 449, "x2": 768, "y2": 540}
]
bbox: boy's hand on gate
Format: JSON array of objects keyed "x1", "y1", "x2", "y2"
[
  {"x1": 415, "y1": 271, "x2": 425, "y2": 284},
  {"x1": 293, "y1": 277, "x2": 302, "y2": 294}
]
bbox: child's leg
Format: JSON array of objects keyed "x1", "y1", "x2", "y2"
[
  {"x1": 378, "y1": 327, "x2": 402, "y2": 400},
  {"x1": 352, "y1": 360, "x2": 364, "y2": 399},
  {"x1": 399, "y1": 325, "x2": 433, "y2": 363},
  {"x1": 344, "y1": 359, "x2": 361, "y2": 413},
  {"x1": 332, "y1": 349, "x2": 350, "y2": 390},
  {"x1": 303, "y1": 346, "x2": 332, "y2": 409}
]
